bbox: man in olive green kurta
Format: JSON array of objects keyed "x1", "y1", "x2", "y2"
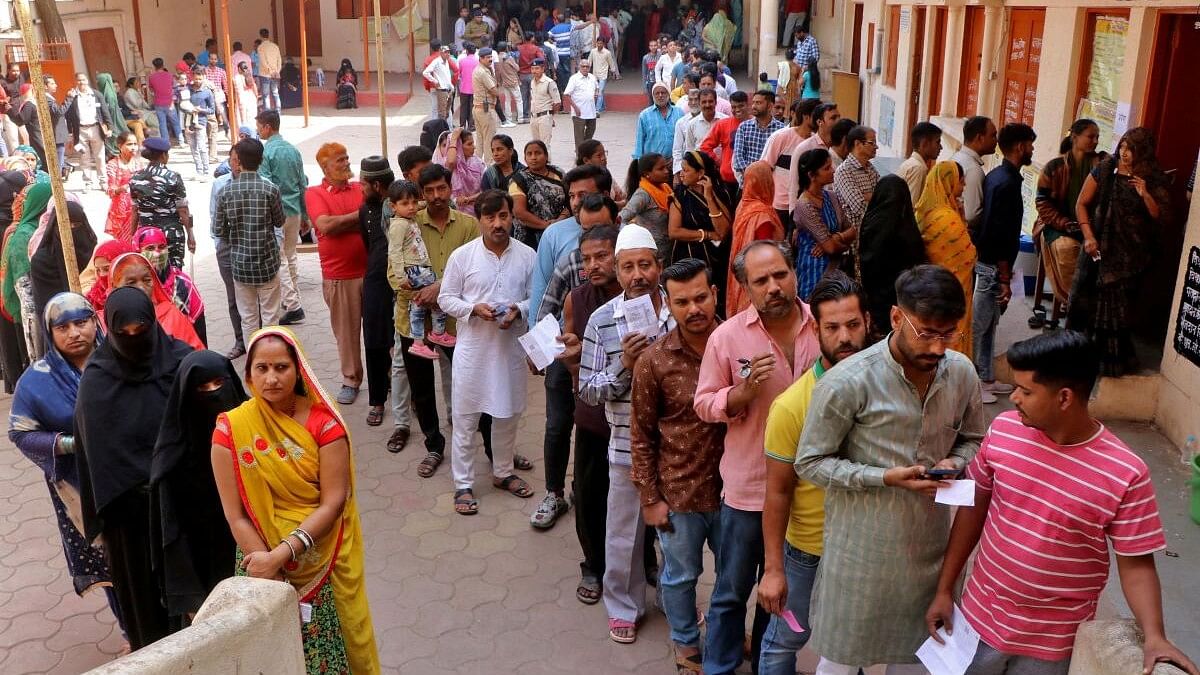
[{"x1": 794, "y1": 265, "x2": 985, "y2": 671}]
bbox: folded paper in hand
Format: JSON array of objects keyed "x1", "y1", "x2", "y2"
[
  {"x1": 916, "y1": 604, "x2": 980, "y2": 675},
  {"x1": 622, "y1": 293, "x2": 660, "y2": 337},
  {"x1": 519, "y1": 314, "x2": 566, "y2": 371},
  {"x1": 935, "y1": 479, "x2": 976, "y2": 507}
]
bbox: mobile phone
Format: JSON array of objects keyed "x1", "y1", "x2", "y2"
[{"x1": 926, "y1": 468, "x2": 961, "y2": 480}]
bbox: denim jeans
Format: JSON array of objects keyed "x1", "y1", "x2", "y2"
[
  {"x1": 659, "y1": 510, "x2": 720, "y2": 648},
  {"x1": 704, "y1": 503, "x2": 768, "y2": 675},
  {"x1": 259, "y1": 76, "x2": 280, "y2": 110},
  {"x1": 965, "y1": 641, "x2": 1071, "y2": 675},
  {"x1": 185, "y1": 124, "x2": 209, "y2": 173},
  {"x1": 759, "y1": 543, "x2": 820, "y2": 675},
  {"x1": 597, "y1": 77, "x2": 608, "y2": 112},
  {"x1": 408, "y1": 301, "x2": 447, "y2": 340},
  {"x1": 972, "y1": 261, "x2": 1001, "y2": 381},
  {"x1": 154, "y1": 104, "x2": 181, "y2": 143}
]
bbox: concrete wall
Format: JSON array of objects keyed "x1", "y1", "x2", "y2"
[
  {"x1": 1069, "y1": 620, "x2": 1187, "y2": 675},
  {"x1": 86, "y1": 577, "x2": 305, "y2": 675},
  {"x1": 312, "y1": 0, "x2": 425, "y2": 74},
  {"x1": 1157, "y1": 189, "x2": 1200, "y2": 454}
]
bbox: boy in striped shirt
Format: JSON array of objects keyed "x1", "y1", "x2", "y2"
[{"x1": 926, "y1": 331, "x2": 1197, "y2": 675}]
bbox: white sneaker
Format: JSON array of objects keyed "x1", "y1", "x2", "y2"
[
  {"x1": 500, "y1": 121, "x2": 516, "y2": 128},
  {"x1": 980, "y1": 388, "x2": 998, "y2": 404},
  {"x1": 982, "y1": 381, "x2": 1014, "y2": 394}
]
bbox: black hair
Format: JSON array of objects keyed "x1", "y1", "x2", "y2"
[
  {"x1": 812, "y1": 102, "x2": 839, "y2": 129},
  {"x1": 464, "y1": 42, "x2": 477, "y2": 54},
  {"x1": 233, "y1": 41, "x2": 243, "y2": 51},
  {"x1": 698, "y1": 87, "x2": 718, "y2": 102},
  {"x1": 809, "y1": 270, "x2": 868, "y2": 322},
  {"x1": 962, "y1": 115, "x2": 992, "y2": 143},
  {"x1": 683, "y1": 72, "x2": 701, "y2": 88},
  {"x1": 152, "y1": 57, "x2": 164, "y2": 68},
  {"x1": 662, "y1": 257, "x2": 713, "y2": 290},
  {"x1": 417, "y1": 163, "x2": 452, "y2": 188},
  {"x1": 730, "y1": 90, "x2": 749, "y2": 104},
  {"x1": 205, "y1": 38, "x2": 217, "y2": 48},
  {"x1": 397, "y1": 145, "x2": 434, "y2": 175},
  {"x1": 795, "y1": 98, "x2": 820, "y2": 127},
  {"x1": 754, "y1": 90, "x2": 776, "y2": 104},
  {"x1": 182, "y1": 52, "x2": 196, "y2": 62},
  {"x1": 732, "y1": 241, "x2": 792, "y2": 285},
  {"x1": 1006, "y1": 330, "x2": 1099, "y2": 398},
  {"x1": 362, "y1": 169, "x2": 395, "y2": 190},
  {"x1": 575, "y1": 139, "x2": 604, "y2": 166},
  {"x1": 830, "y1": 118, "x2": 857, "y2": 147},
  {"x1": 894, "y1": 264, "x2": 966, "y2": 323},
  {"x1": 580, "y1": 224, "x2": 619, "y2": 248},
  {"x1": 795, "y1": 148, "x2": 831, "y2": 192},
  {"x1": 578, "y1": 192, "x2": 619, "y2": 223},
  {"x1": 245, "y1": 335, "x2": 307, "y2": 396},
  {"x1": 524, "y1": 31, "x2": 535, "y2": 41},
  {"x1": 625, "y1": 154, "x2": 667, "y2": 206},
  {"x1": 910, "y1": 121, "x2": 943, "y2": 150},
  {"x1": 496, "y1": 41, "x2": 509, "y2": 52},
  {"x1": 233, "y1": 138, "x2": 264, "y2": 171},
  {"x1": 259, "y1": 28, "x2": 270, "y2": 38},
  {"x1": 998, "y1": 123, "x2": 1036, "y2": 154},
  {"x1": 126, "y1": 77, "x2": 137, "y2": 88},
  {"x1": 806, "y1": 58, "x2": 821, "y2": 91},
  {"x1": 387, "y1": 179, "x2": 421, "y2": 203},
  {"x1": 846, "y1": 125, "x2": 873, "y2": 150},
  {"x1": 524, "y1": 139, "x2": 549, "y2": 157},
  {"x1": 255, "y1": 109, "x2": 281, "y2": 131},
  {"x1": 1060, "y1": 118, "x2": 1098, "y2": 155},
  {"x1": 563, "y1": 163, "x2": 613, "y2": 194},
  {"x1": 477, "y1": 189, "x2": 515, "y2": 217},
  {"x1": 115, "y1": 130, "x2": 136, "y2": 147}
]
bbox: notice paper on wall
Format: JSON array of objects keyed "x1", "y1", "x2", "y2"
[
  {"x1": 935, "y1": 479, "x2": 976, "y2": 507},
  {"x1": 1113, "y1": 101, "x2": 1132, "y2": 151},
  {"x1": 518, "y1": 314, "x2": 566, "y2": 371},
  {"x1": 916, "y1": 604, "x2": 980, "y2": 675}
]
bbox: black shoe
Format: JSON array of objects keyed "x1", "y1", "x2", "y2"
[{"x1": 280, "y1": 308, "x2": 305, "y2": 325}]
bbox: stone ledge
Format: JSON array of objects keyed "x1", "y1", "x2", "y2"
[{"x1": 1069, "y1": 620, "x2": 1187, "y2": 675}]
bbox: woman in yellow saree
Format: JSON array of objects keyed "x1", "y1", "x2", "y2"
[
  {"x1": 915, "y1": 160, "x2": 977, "y2": 360},
  {"x1": 210, "y1": 327, "x2": 378, "y2": 674}
]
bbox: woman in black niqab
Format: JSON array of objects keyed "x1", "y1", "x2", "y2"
[
  {"x1": 858, "y1": 175, "x2": 928, "y2": 338},
  {"x1": 30, "y1": 201, "x2": 97, "y2": 322},
  {"x1": 0, "y1": 169, "x2": 31, "y2": 391},
  {"x1": 74, "y1": 286, "x2": 194, "y2": 649},
  {"x1": 150, "y1": 350, "x2": 246, "y2": 623}
]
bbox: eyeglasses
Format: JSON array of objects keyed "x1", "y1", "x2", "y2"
[{"x1": 900, "y1": 311, "x2": 962, "y2": 344}]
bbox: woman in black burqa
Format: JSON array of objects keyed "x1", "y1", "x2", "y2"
[
  {"x1": 74, "y1": 286, "x2": 193, "y2": 648},
  {"x1": 150, "y1": 349, "x2": 245, "y2": 626}
]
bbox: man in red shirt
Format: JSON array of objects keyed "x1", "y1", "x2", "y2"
[
  {"x1": 517, "y1": 32, "x2": 543, "y2": 124},
  {"x1": 699, "y1": 90, "x2": 749, "y2": 198},
  {"x1": 304, "y1": 142, "x2": 367, "y2": 399},
  {"x1": 783, "y1": 0, "x2": 812, "y2": 48}
]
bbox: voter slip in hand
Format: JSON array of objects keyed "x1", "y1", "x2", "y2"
[
  {"x1": 916, "y1": 604, "x2": 980, "y2": 675},
  {"x1": 935, "y1": 479, "x2": 976, "y2": 507},
  {"x1": 621, "y1": 293, "x2": 660, "y2": 337},
  {"x1": 519, "y1": 314, "x2": 566, "y2": 371}
]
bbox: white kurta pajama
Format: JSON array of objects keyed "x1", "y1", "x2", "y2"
[{"x1": 438, "y1": 236, "x2": 537, "y2": 490}]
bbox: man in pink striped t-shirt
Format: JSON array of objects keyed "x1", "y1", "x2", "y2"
[{"x1": 926, "y1": 331, "x2": 1198, "y2": 675}]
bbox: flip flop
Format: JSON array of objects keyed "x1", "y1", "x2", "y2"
[{"x1": 454, "y1": 489, "x2": 478, "y2": 515}]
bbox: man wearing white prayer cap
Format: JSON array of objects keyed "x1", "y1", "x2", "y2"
[{"x1": 575, "y1": 224, "x2": 674, "y2": 644}]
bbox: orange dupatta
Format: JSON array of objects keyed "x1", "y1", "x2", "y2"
[
  {"x1": 221, "y1": 326, "x2": 379, "y2": 674},
  {"x1": 727, "y1": 161, "x2": 785, "y2": 316},
  {"x1": 639, "y1": 176, "x2": 673, "y2": 212}
]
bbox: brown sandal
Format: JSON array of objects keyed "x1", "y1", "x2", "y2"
[
  {"x1": 417, "y1": 451, "x2": 442, "y2": 478},
  {"x1": 492, "y1": 474, "x2": 534, "y2": 498},
  {"x1": 674, "y1": 651, "x2": 702, "y2": 673}
]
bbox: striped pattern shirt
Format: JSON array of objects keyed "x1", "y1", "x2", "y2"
[
  {"x1": 794, "y1": 337, "x2": 985, "y2": 664},
  {"x1": 578, "y1": 289, "x2": 674, "y2": 465},
  {"x1": 962, "y1": 412, "x2": 1166, "y2": 661},
  {"x1": 535, "y1": 249, "x2": 585, "y2": 323}
]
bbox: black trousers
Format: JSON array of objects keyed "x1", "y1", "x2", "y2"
[
  {"x1": 543, "y1": 361, "x2": 575, "y2": 494},
  {"x1": 214, "y1": 239, "x2": 243, "y2": 348},
  {"x1": 458, "y1": 93, "x2": 474, "y2": 129},
  {"x1": 572, "y1": 425, "x2": 609, "y2": 580},
  {"x1": 400, "y1": 336, "x2": 492, "y2": 459}
]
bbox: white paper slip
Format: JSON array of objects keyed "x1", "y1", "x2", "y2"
[
  {"x1": 622, "y1": 293, "x2": 660, "y2": 337},
  {"x1": 518, "y1": 314, "x2": 566, "y2": 371},
  {"x1": 935, "y1": 479, "x2": 976, "y2": 507},
  {"x1": 916, "y1": 604, "x2": 980, "y2": 675}
]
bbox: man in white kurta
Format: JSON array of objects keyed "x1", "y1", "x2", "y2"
[{"x1": 438, "y1": 190, "x2": 537, "y2": 509}]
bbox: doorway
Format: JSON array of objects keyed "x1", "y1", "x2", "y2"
[
  {"x1": 928, "y1": 8, "x2": 947, "y2": 117},
  {"x1": 957, "y1": 7, "x2": 984, "y2": 116},
  {"x1": 1139, "y1": 12, "x2": 1200, "y2": 362},
  {"x1": 851, "y1": 3, "x2": 863, "y2": 75},
  {"x1": 1001, "y1": 9, "x2": 1044, "y2": 126},
  {"x1": 79, "y1": 28, "x2": 126, "y2": 85},
  {"x1": 906, "y1": 6, "x2": 927, "y2": 141},
  {"x1": 284, "y1": 0, "x2": 323, "y2": 58}
]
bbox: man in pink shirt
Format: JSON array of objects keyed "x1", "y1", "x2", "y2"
[
  {"x1": 695, "y1": 240, "x2": 820, "y2": 674},
  {"x1": 927, "y1": 330, "x2": 1198, "y2": 675},
  {"x1": 147, "y1": 57, "x2": 181, "y2": 145},
  {"x1": 457, "y1": 44, "x2": 479, "y2": 130},
  {"x1": 760, "y1": 98, "x2": 819, "y2": 227},
  {"x1": 787, "y1": 102, "x2": 842, "y2": 212}
]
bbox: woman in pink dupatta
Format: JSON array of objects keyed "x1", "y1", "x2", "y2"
[{"x1": 433, "y1": 128, "x2": 484, "y2": 216}]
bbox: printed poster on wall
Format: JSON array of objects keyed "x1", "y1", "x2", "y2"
[
  {"x1": 1172, "y1": 247, "x2": 1200, "y2": 369},
  {"x1": 1076, "y1": 15, "x2": 1127, "y2": 152},
  {"x1": 878, "y1": 94, "x2": 895, "y2": 150}
]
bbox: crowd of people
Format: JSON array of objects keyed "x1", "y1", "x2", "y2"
[{"x1": 1, "y1": 3, "x2": 1197, "y2": 675}]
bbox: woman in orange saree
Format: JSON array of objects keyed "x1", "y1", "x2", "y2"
[
  {"x1": 915, "y1": 161, "x2": 976, "y2": 359},
  {"x1": 211, "y1": 327, "x2": 378, "y2": 675}
]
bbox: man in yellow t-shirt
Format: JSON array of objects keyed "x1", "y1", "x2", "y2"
[{"x1": 757, "y1": 271, "x2": 871, "y2": 673}]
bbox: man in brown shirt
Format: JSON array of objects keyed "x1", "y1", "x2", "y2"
[
  {"x1": 471, "y1": 48, "x2": 501, "y2": 161},
  {"x1": 629, "y1": 257, "x2": 725, "y2": 667},
  {"x1": 495, "y1": 46, "x2": 522, "y2": 126}
]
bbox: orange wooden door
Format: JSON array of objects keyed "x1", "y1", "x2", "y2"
[
  {"x1": 79, "y1": 28, "x2": 127, "y2": 85},
  {"x1": 929, "y1": 8, "x2": 947, "y2": 116},
  {"x1": 1001, "y1": 9, "x2": 1044, "y2": 126},
  {"x1": 285, "y1": 0, "x2": 324, "y2": 58},
  {"x1": 851, "y1": 3, "x2": 864, "y2": 75},
  {"x1": 906, "y1": 6, "x2": 926, "y2": 137},
  {"x1": 957, "y1": 7, "x2": 984, "y2": 116}
]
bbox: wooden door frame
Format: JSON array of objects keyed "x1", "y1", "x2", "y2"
[
  {"x1": 929, "y1": 7, "x2": 947, "y2": 117},
  {"x1": 906, "y1": 5, "x2": 927, "y2": 143},
  {"x1": 851, "y1": 3, "x2": 864, "y2": 75},
  {"x1": 1000, "y1": 8, "x2": 1044, "y2": 126},
  {"x1": 957, "y1": 6, "x2": 984, "y2": 117}
]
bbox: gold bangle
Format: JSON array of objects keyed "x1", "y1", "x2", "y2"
[{"x1": 708, "y1": 211, "x2": 723, "y2": 218}]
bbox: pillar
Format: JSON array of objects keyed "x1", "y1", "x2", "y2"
[
  {"x1": 940, "y1": 5, "x2": 964, "y2": 117},
  {"x1": 917, "y1": 6, "x2": 938, "y2": 121},
  {"x1": 758, "y1": 0, "x2": 780, "y2": 79},
  {"x1": 976, "y1": 5, "x2": 1004, "y2": 119}
]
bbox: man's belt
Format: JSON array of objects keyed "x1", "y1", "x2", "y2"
[{"x1": 534, "y1": 110, "x2": 553, "y2": 118}]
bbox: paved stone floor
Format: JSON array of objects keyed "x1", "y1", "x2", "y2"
[{"x1": 1, "y1": 101, "x2": 1197, "y2": 674}]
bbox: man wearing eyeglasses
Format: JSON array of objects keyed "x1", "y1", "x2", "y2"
[
  {"x1": 832, "y1": 124, "x2": 880, "y2": 232},
  {"x1": 793, "y1": 264, "x2": 985, "y2": 675}
]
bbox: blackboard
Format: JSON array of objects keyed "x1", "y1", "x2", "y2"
[{"x1": 1172, "y1": 246, "x2": 1200, "y2": 368}]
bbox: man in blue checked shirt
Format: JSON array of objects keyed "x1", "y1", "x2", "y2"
[
  {"x1": 734, "y1": 91, "x2": 786, "y2": 183},
  {"x1": 634, "y1": 83, "x2": 684, "y2": 160},
  {"x1": 792, "y1": 25, "x2": 820, "y2": 66}
]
